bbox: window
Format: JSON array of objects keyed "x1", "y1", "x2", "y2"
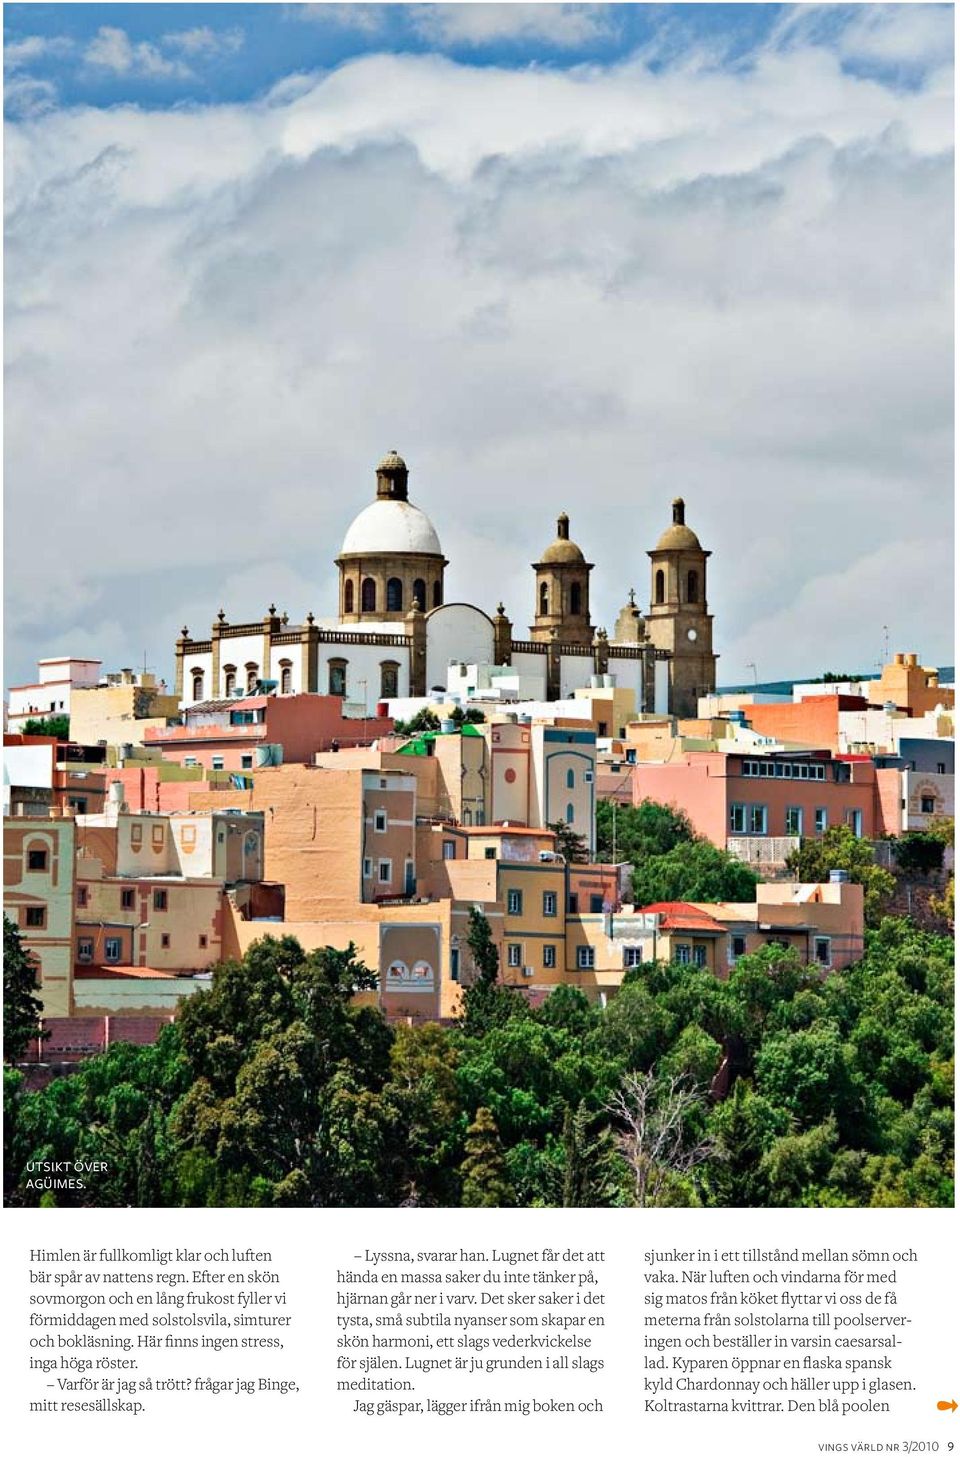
[
  {"x1": 199, "y1": 934, "x2": 208, "y2": 949},
  {"x1": 674, "y1": 944, "x2": 691, "y2": 965},
  {"x1": 224, "y1": 668, "x2": 237, "y2": 696},
  {"x1": 191, "y1": 669, "x2": 204, "y2": 702},
  {"x1": 845, "y1": 808, "x2": 863, "y2": 837},
  {"x1": 386, "y1": 577, "x2": 403, "y2": 612},
  {"x1": 507, "y1": 943, "x2": 522, "y2": 968},
  {"x1": 937, "y1": 762, "x2": 946, "y2": 775},
  {"x1": 786, "y1": 806, "x2": 803, "y2": 836},
  {"x1": 570, "y1": 582, "x2": 582, "y2": 616},
  {"x1": 507, "y1": 888, "x2": 523, "y2": 915},
  {"x1": 687, "y1": 569, "x2": 699, "y2": 603},
  {"x1": 568, "y1": 893, "x2": 579, "y2": 913},
  {"x1": 27, "y1": 848, "x2": 48, "y2": 872},
  {"x1": 729, "y1": 803, "x2": 747, "y2": 834},
  {"x1": 543, "y1": 945, "x2": 557, "y2": 969},
  {"x1": 211, "y1": 756, "x2": 224, "y2": 771},
  {"x1": 378, "y1": 859, "x2": 392, "y2": 884},
  {"x1": 749, "y1": 804, "x2": 767, "y2": 834},
  {"x1": 410, "y1": 578, "x2": 426, "y2": 611},
  {"x1": 380, "y1": 661, "x2": 399, "y2": 699},
  {"x1": 693, "y1": 945, "x2": 707, "y2": 968},
  {"x1": 153, "y1": 889, "x2": 168, "y2": 911},
  {"x1": 655, "y1": 569, "x2": 665, "y2": 605},
  {"x1": 566, "y1": 803, "x2": 575, "y2": 824},
  {"x1": 443, "y1": 840, "x2": 456, "y2": 861},
  {"x1": 121, "y1": 888, "x2": 135, "y2": 910},
  {"x1": 77, "y1": 938, "x2": 93, "y2": 964},
  {"x1": 361, "y1": 578, "x2": 377, "y2": 613},
  {"x1": 69, "y1": 797, "x2": 87, "y2": 814},
  {"x1": 814, "y1": 937, "x2": 831, "y2": 967},
  {"x1": 623, "y1": 947, "x2": 643, "y2": 969},
  {"x1": 576, "y1": 946, "x2": 595, "y2": 970},
  {"x1": 363, "y1": 858, "x2": 373, "y2": 879},
  {"x1": 152, "y1": 823, "x2": 165, "y2": 850},
  {"x1": 590, "y1": 894, "x2": 604, "y2": 913},
  {"x1": 543, "y1": 891, "x2": 557, "y2": 917},
  {"x1": 184, "y1": 756, "x2": 199, "y2": 768},
  {"x1": 25, "y1": 906, "x2": 46, "y2": 929},
  {"x1": 280, "y1": 663, "x2": 292, "y2": 695},
  {"x1": 76, "y1": 887, "x2": 88, "y2": 908},
  {"x1": 246, "y1": 665, "x2": 258, "y2": 694},
  {"x1": 329, "y1": 659, "x2": 347, "y2": 697},
  {"x1": 374, "y1": 809, "x2": 387, "y2": 833},
  {"x1": 731, "y1": 935, "x2": 747, "y2": 959},
  {"x1": 105, "y1": 937, "x2": 121, "y2": 963},
  {"x1": 341, "y1": 579, "x2": 354, "y2": 616},
  {"x1": 130, "y1": 823, "x2": 143, "y2": 850},
  {"x1": 814, "y1": 807, "x2": 828, "y2": 834},
  {"x1": 160, "y1": 933, "x2": 171, "y2": 949},
  {"x1": 241, "y1": 754, "x2": 253, "y2": 771},
  {"x1": 450, "y1": 946, "x2": 460, "y2": 982},
  {"x1": 539, "y1": 581, "x2": 549, "y2": 616},
  {"x1": 921, "y1": 796, "x2": 936, "y2": 815},
  {"x1": 433, "y1": 580, "x2": 442, "y2": 608},
  {"x1": 566, "y1": 768, "x2": 575, "y2": 789},
  {"x1": 484, "y1": 846, "x2": 497, "y2": 860}
]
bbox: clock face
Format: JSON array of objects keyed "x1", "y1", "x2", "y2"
[{"x1": 687, "y1": 628, "x2": 698, "y2": 643}]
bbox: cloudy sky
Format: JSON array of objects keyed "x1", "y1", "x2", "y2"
[{"x1": 4, "y1": 2, "x2": 954, "y2": 692}]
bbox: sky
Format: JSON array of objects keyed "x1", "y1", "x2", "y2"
[{"x1": 4, "y1": 2, "x2": 955, "y2": 693}]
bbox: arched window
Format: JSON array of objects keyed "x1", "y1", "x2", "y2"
[
  {"x1": 223, "y1": 665, "x2": 237, "y2": 697},
  {"x1": 361, "y1": 578, "x2": 377, "y2": 614},
  {"x1": 380, "y1": 661, "x2": 399, "y2": 699},
  {"x1": 413, "y1": 578, "x2": 426, "y2": 611},
  {"x1": 566, "y1": 768, "x2": 575, "y2": 789},
  {"x1": 570, "y1": 582, "x2": 582, "y2": 616},
  {"x1": 539, "y1": 581, "x2": 549, "y2": 616},
  {"x1": 566, "y1": 803, "x2": 575, "y2": 824},
  {"x1": 344, "y1": 580, "x2": 354, "y2": 615},
  {"x1": 191, "y1": 668, "x2": 204, "y2": 702},
  {"x1": 386, "y1": 577, "x2": 403, "y2": 612},
  {"x1": 433, "y1": 580, "x2": 442, "y2": 608},
  {"x1": 329, "y1": 658, "x2": 347, "y2": 697},
  {"x1": 245, "y1": 663, "x2": 259, "y2": 695},
  {"x1": 655, "y1": 569, "x2": 665, "y2": 605},
  {"x1": 279, "y1": 659, "x2": 293, "y2": 695},
  {"x1": 687, "y1": 570, "x2": 698, "y2": 603}
]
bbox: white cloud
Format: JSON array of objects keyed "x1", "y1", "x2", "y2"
[
  {"x1": 409, "y1": 3, "x2": 616, "y2": 48},
  {"x1": 771, "y1": 4, "x2": 954, "y2": 71},
  {"x1": 83, "y1": 26, "x2": 193, "y2": 80},
  {"x1": 4, "y1": 39, "x2": 953, "y2": 687},
  {"x1": 293, "y1": 5, "x2": 389, "y2": 33},
  {"x1": 3, "y1": 74, "x2": 59, "y2": 117},
  {"x1": 4, "y1": 34, "x2": 74, "y2": 70},
  {"x1": 162, "y1": 26, "x2": 244, "y2": 57}
]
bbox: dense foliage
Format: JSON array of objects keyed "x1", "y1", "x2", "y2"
[
  {"x1": 5, "y1": 917, "x2": 952, "y2": 1210},
  {"x1": 3, "y1": 918, "x2": 46, "y2": 1062},
  {"x1": 786, "y1": 826, "x2": 895, "y2": 927},
  {"x1": 21, "y1": 715, "x2": 70, "y2": 740},
  {"x1": 596, "y1": 799, "x2": 758, "y2": 902}
]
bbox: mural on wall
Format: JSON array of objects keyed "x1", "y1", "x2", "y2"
[{"x1": 379, "y1": 922, "x2": 442, "y2": 1020}]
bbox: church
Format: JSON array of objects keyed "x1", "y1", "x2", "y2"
[{"x1": 174, "y1": 451, "x2": 717, "y2": 719}]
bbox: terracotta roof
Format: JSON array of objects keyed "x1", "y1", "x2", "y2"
[{"x1": 635, "y1": 901, "x2": 726, "y2": 934}]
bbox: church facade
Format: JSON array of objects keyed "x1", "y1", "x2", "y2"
[{"x1": 174, "y1": 451, "x2": 717, "y2": 719}]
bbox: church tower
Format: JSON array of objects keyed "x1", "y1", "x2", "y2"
[
  {"x1": 644, "y1": 498, "x2": 716, "y2": 716},
  {"x1": 530, "y1": 513, "x2": 594, "y2": 646},
  {"x1": 335, "y1": 451, "x2": 447, "y2": 623}
]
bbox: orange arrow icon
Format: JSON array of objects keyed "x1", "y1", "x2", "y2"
[{"x1": 937, "y1": 1401, "x2": 957, "y2": 1412}]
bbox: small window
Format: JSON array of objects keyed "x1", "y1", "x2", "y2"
[
  {"x1": 589, "y1": 894, "x2": 604, "y2": 914},
  {"x1": 184, "y1": 756, "x2": 199, "y2": 768},
  {"x1": 160, "y1": 933, "x2": 171, "y2": 949},
  {"x1": 693, "y1": 945, "x2": 707, "y2": 968},
  {"x1": 507, "y1": 943, "x2": 522, "y2": 968},
  {"x1": 130, "y1": 823, "x2": 143, "y2": 848},
  {"x1": 329, "y1": 659, "x2": 347, "y2": 697},
  {"x1": 27, "y1": 848, "x2": 48, "y2": 872},
  {"x1": 380, "y1": 661, "x2": 399, "y2": 699},
  {"x1": 442, "y1": 840, "x2": 456, "y2": 861},
  {"x1": 450, "y1": 946, "x2": 460, "y2": 982},
  {"x1": 623, "y1": 947, "x2": 642, "y2": 969},
  {"x1": 731, "y1": 935, "x2": 747, "y2": 959},
  {"x1": 570, "y1": 582, "x2": 582, "y2": 616},
  {"x1": 576, "y1": 946, "x2": 595, "y2": 970},
  {"x1": 241, "y1": 754, "x2": 253, "y2": 771},
  {"x1": 543, "y1": 891, "x2": 557, "y2": 917},
  {"x1": 77, "y1": 938, "x2": 93, "y2": 964},
  {"x1": 191, "y1": 669, "x2": 204, "y2": 702},
  {"x1": 152, "y1": 823, "x2": 165, "y2": 848},
  {"x1": 76, "y1": 886, "x2": 88, "y2": 908},
  {"x1": 729, "y1": 803, "x2": 746, "y2": 834},
  {"x1": 412, "y1": 578, "x2": 426, "y2": 611},
  {"x1": 69, "y1": 797, "x2": 87, "y2": 814},
  {"x1": 507, "y1": 888, "x2": 523, "y2": 915},
  {"x1": 786, "y1": 806, "x2": 803, "y2": 836},
  {"x1": 25, "y1": 906, "x2": 46, "y2": 929},
  {"x1": 386, "y1": 577, "x2": 404, "y2": 612},
  {"x1": 565, "y1": 802, "x2": 575, "y2": 824},
  {"x1": 280, "y1": 665, "x2": 292, "y2": 695},
  {"x1": 655, "y1": 569, "x2": 665, "y2": 605},
  {"x1": 121, "y1": 888, "x2": 135, "y2": 910},
  {"x1": 814, "y1": 807, "x2": 828, "y2": 834},
  {"x1": 374, "y1": 809, "x2": 388, "y2": 833},
  {"x1": 539, "y1": 581, "x2": 549, "y2": 616},
  {"x1": 433, "y1": 580, "x2": 442, "y2": 608},
  {"x1": 687, "y1": 569, "x2": 698, "y2": 603},
  {"x1": 199, "y1": 934, "x2": 208, "y2": 949},
  {"x1": 363, "y1": 858, "x2": 373, "y2": 879},
  {"x1": 246, "y1": 665, "x2": 259, "y2": 694},
  {"x1": 568, "y1": 893, "x2": 579, "y2": 914},
  {"x1": 344, "y1": 580, "x2": 355, "y2": 615},
  {"x1": 749, "y1": 804, "x2": 767, "y2": 835},
  {"x1": 361, "y1": 578, "x2": 377, "y2": 614},
  {"x1": 566, "y1": 768, "x2": 575, "y2": 789},
  {"x1": 484, "y1": 846, "x2": 497, "y2": 860},
  {"x1": 543, "y1": 945, "x2": 557, "y2": 969},
  {"x1": 814, "y1": 937, "x2": 831, "y2": 967},
  {"x1": 378, "y1": 859, "x2": 392, "y2": 884},
  {"x1": 211, "y1": 756, "x2": 224, "y2": 771},
  {"x1": 224, "y1": 670, "x2": 237, "y2": 696},
  {"x1": 921, "y1": 796, "x2": 936, "y2": 815},
  {"x1": 104, "y1": 937, "x2": 121, "y2": 963},
  {"x1": 153, "y1": 889, "x2": 168, "y2": 911},
  {"x1": 937, "y1": 762, "x2": 946, "y2": 775},
  {"x1": 674, "y1": 944, "x2": 691, "y2": 965}
]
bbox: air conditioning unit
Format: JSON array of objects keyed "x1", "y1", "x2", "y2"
[{"x1": 522, "y1": 967, "x2": 535, "y2": 978}]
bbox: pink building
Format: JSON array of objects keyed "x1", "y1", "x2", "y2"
[{"x1": 144, "y1": 693, "x2": 394, "y2": 771}]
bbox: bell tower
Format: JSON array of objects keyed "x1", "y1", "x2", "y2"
[
  {"x1": 530, "y1": 513, "x2": 593, "y2": 646},
  {"x1": 644, "y1": 497, "x2": 716, "y2": 716}
]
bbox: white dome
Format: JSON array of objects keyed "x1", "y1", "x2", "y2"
[{"x1": 340, "y1": 498, "x2": 443, "y2": 557}]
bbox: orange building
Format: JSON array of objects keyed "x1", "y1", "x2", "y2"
[
  {"x1": 145, "y1": 693, "x2": 393, "y2": 771},
  {"x1": 867, "y1": 653, "x2": 954, "y2": 715}
]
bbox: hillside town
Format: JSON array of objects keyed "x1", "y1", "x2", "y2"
[{"x1": 4, "y1": 452, "x2": 954, "y2": 1076}]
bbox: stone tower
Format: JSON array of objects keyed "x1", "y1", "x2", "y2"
[
  {"x1": 530, "y1": 513, "x2": 594, "y2": 646},
  {"x1": 644, "y1": 498, "x2": 716, "y2": 716}
]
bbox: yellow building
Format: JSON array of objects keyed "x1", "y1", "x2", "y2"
[
  {"x1": 3, "y1": 810, "x2": 76, "y2": 1017},
  {"x1": 70, "y1": 669, "x2": 180, "y2": 749},
  {"x1": 867, "y1": 652, "x2": 954, "y2": 715}
]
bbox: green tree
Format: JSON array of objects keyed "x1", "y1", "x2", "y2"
[
  {"x1": 460, "y1": 1107, "x2": 514, "y2": 1207},
  {"x1": 22, "y1": 715, "x2": 70, "y2": 740},
  {"x1": 458, "y1": 908, "x2": 525, "y2": 1036},
  {"x1": 547, "y1": 820, "x2": 590, "y2": 864},
  {"x1": 786, "y1": 826, "x2": 895, "y2": 927},
  {"x1": 596, "y1": 799, "x2": 693, "y2": 861},
  {"x1": 3, "y1": 917, "x2": 45, "y2": 1062},
  {"x1": 891, "y1": 834, "x2": 946, "y2": 876},
  {"x1": 393, "y1": 707, "x2": 441, "y2": 736},
  {"x1": 632, "y1": 838, "x2": 758, "y2": 904}
]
